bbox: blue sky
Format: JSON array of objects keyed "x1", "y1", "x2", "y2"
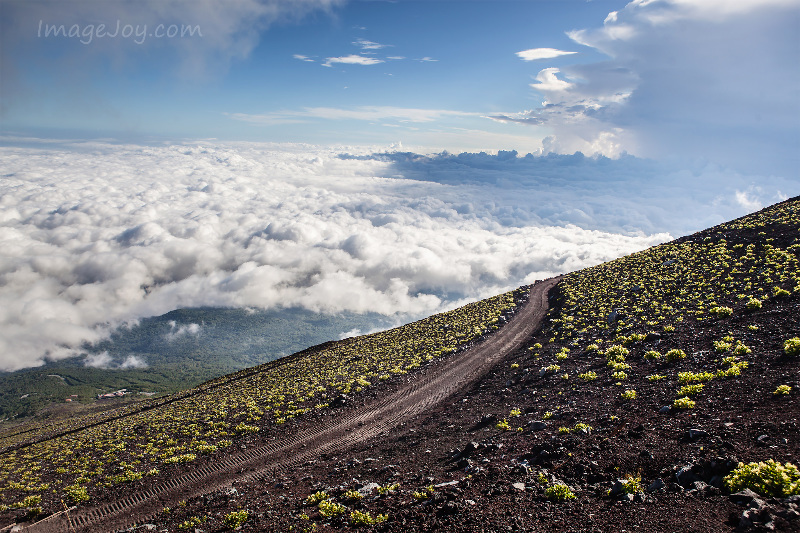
[
  {"x1": 2, "y1": 0, "x2": 613, "y2": 147},
  {"x1": 3, "y1": 0, "x2": 797, "y2": 175}
]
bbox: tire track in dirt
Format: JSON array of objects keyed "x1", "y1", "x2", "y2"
[{"x1": 24, "y1": 277, "x2": 559, "y2": 533}]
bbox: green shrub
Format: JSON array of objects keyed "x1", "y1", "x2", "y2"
[
  {"x1": 318, "y1": 499, "x2": 346, "y2": 517},
  {"x1": 305, "y1": 491, "x2": 329, "y2": 505},
  {"x1": 224, "y1": 510, "x2": 249, "y2": 529},
  {"x1": 644, "y1": 350, "x2": 661, "y2": 360},
  {"x1": 665, "y1": 349, "x2": 687, "y2": 362},
  {"x1": 710, "y1": 306, "x2": 733, "y2": 317},
  {"x1": 785, "y1": 337, "x2": 800, "y2": 356},
  {"x1": 177, "y1": 516, "x2": 205, "y2": 530},
  {"x1": 343, "y1": 490, "x2": 363, "y2": 501},
  {"x1": 620, "y1": 390, "x2": 637, "y2": 400},
  {"x1": 578, "y1": 371, "x2": 597, "y2": 381},
  {"x1": 774, "y1": 385, "x2": 791, "y2": 395},
  {"x1": 724, "y1": 460, "x2": 800, "y2": 497},
  {"x1": 746, "y1": 298, "x2": 762, "y2": 310},
  {"x1": 773, "y1": 287, "x2": 791, "y2": 298},
  {"x1": 620, "y1": 475, "x2": 642, "y2": 494},
  {"x1": 350, "y1": 509, "x2": 387, "y2": 526},
  {"x1": 64, "y1": 485, "x2": 89, "y2": 503},
  {"x1": 677, "y1": 383, "x2": 704, "y2": 396},
  {"x1": 673, "y1": 397, "x2": 696, "y2": 409},
  {"x1": 604, "y1": 345, "x2": 629, "y2": 362},
  {"x1": 545, "y1": 484, "x2": 576, "y2": 501}
]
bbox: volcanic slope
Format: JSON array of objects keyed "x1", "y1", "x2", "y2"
[
  {"x1": 0, "y1": 283, "x2": 540, "y2": 530},
  {"x1": 5, "y1": 196, "x2": 800, "y2": 533},
  {"x1": 114, "y1": 196, "x2": 800, "y2": 533}
]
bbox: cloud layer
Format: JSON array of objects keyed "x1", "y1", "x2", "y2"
[
  {"x1": 503, "y1": 0, "x2": 799, "y2": 175},
  {"x1": 0, "y1": 140, "x2": 788, "y2": 372}
]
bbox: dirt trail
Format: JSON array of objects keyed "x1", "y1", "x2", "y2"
[{"x1": 24, "y1": 278, "x2": 559, "y2": 533}]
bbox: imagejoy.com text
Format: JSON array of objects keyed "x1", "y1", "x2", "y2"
[{"x1": 38, "y1": 20, "x2": 203, "y2": 45}]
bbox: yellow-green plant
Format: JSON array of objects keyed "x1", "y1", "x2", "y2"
[
  {"x1": 673, "y1": 397, "x2": 695, "y2": 409},
  {"x1": 318, "y1": 499, "x2": 346, "y2": 517},
  {"x1": 774, "y1": 385, "x2": 791, "y2": 395},
  {"x1": 785, "y1": 337, "x2": 800, "y2": 356},
  {"x1": 544, "y1": 483, "x2": 576, "y2": 501},
  {"x1": 224, "y1": 510, "x2": 249, "y2": 529},
  {"x1": 724, "y1": 460, "x2": 800, "y2": 497}
]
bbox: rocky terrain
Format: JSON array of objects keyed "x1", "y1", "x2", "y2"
[{"x1": 2, "y1": 197, "x2": 799, "y2": 532}]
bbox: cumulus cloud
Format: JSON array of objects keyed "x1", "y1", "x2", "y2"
[
  {"x1": 516, "y1": 48, "x2": 576, "y2": 61},
  {"x1": 84, "y1": 352, "x2": 114, "y2": 369},
  {"x1": 530, "y1": 68, "x2": 574, "y2": 92},
  {"x1": 505, "y1": 0, "x2": 799, "y2": 175},
  {"x1": 1, "y1": 138, "x2": 707, "y2": 372},
  {"x1": 165, "y1": 322, "x2": 202, "y2": 342},
  {"x1": 83, "y1": 351, "x2": 147, "y2": 369},
  {"x1": 1, "y1": 140, "x2": 790, "y2": 373},
  {"x1": 119, "y1": 355, "x2": 148, "y2": 369},
  {"x1": 323, "y1": 54, "x2": 384, "y2": 67}
]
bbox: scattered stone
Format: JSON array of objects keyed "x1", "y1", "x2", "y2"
[
  {"x1": 730, "y1": 489, "x2": 766, "y2": 509},
  {"x1": 659, "y1": 406, "x2": 671, "y2": 413},
  {"x1": 460, "y1": 441, "x2": 480, "y2": 458},
  {"x1": 528, "y1": 421, "x2": 547, "y2": 431},
  {"x1": 647, "y1": 479, "x2": 666, "y2": 493},
  {"x1": 511, "y1": 482, "x2": 526, "y2": 491},
  {"x1": 330, "y1": 394, "x2": 348, "y2": 407},
  {"x1": 740, "y1": 506, "x2": 775, "y2": 531},
  {"x1": 688, "y1": 428, "x2": 708, "y2": 441},
  {"x1": 675, "y1": 465, "x2": 702, "y2": 487},
  {"x1": 358, "y1": 482, "x2": 380, "y2": 496},
  {"x1": 689, "y1": 480, "x2": 709, "y2": 493},
  {"x1": 456, "y1": 457, "x2": 473, "y2": 469}
]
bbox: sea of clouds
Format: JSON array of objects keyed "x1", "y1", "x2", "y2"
[{"x1": 0, "y1": 139, "x2": 790, "y2": 371}]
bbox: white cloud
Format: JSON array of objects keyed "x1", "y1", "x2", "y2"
[
  {"x1": 165, "y1": 322, "x2": 202, "y2": 341},
  {"x1": 0, "y1": 139, "x2": 789, "y2": 372},
  {"x1": 119, "y1": 355, "x2": 148, "y2": 369},
  {"x1": 293, "y1": 54, "x2": 315, "y2": 62},
  {"x1": 323, "y1": 54, "x2": 384, "y2": 67},
  {"x1": 228, "y1": 106, "x2": 477, "y2": 124},
  {"x1": 84, "y1": 351, "x2": 114, "y2": 369},
  {"x1": 516, "y1": 48, "x2": 577, "y2": 61},
  {"x1": 416, "y1": 57, "x2": 438, "y2": 62},
  {"x1": 530, "y1": 68, "x2": 573, "y2": 92},
  {"x1": 353, "y1": 39, "x2": 390, "y2": 50},
  {"x1": 83, "y1": 351, "x2": 147, "y2": 369},
  {"x1": 503, "y1": 0, "x2": 800, "y2": 175}
]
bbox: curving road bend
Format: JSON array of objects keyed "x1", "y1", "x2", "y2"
[{"x1": 24, "y1": 277, "x2": 560, "y2": 533}]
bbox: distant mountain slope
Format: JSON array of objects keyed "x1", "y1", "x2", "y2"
[{"x1": 0, "y1": 308, "x2": 393, "y2": 421}]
